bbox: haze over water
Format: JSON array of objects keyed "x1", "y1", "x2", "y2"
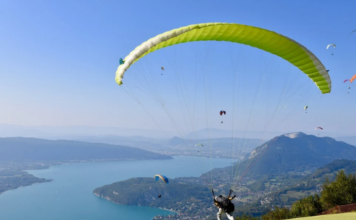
[{"x1": 0, "y1": 156, "x2": 232, "y2": 220}]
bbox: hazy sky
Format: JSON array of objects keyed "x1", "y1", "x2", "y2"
[{"x1": 1, "y1": 0, "x2": 356, "y2": 137}]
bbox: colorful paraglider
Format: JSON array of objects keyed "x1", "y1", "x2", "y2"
[
  {"x1": 154, "y1": 174, "x2": 169, "y2": 198},
  {"x1": 304, "y1": 106, "x2": 308, "y2": 113},
  {"x1": 350, "y1": 74, "x2": 356, "y2": 83},
  {"x1": 154, "y1": 174, "x2": 169, "y2": 184},
  {"x1": 315, "y1": 127, "x2": 323, "y2": 135},
  {"x1": 115, "y1": 23, "x2": 331, "y2": 94},
  {"x1": 326, "y1": 44, "x2": 336, "y2": 55},
  {"x1": 161, "y1": 67, "x2": 164, "y2": 71}
]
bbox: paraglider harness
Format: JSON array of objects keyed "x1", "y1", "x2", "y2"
[{"x1": 212, "y1": 189, "x2": 236, "y2": 214}]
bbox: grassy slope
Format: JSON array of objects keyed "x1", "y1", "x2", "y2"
[{"x1": 291, "y1": 213, "x2": 356, "y2": 220}]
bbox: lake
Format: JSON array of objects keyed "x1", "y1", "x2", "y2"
[{"x1": 0, "y1": 156, "x2": 233, "y2": 220}]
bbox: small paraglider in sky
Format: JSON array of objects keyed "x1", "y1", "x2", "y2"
[
  {"x1": 119, "y1": 58, "x2": 125, "y2": 65},
  {"x1": 220, "y1": 110, "x2": 226, "y2": 123},
  {"x1": 154, "y1": 174, "x2": 169, "y2": 184},
  {"x1": 304, "y1": 106, "x2": 308, "y2": 113},
  {"x1": 326, "y1": 44, "x2": 336, "y2": 55},
  {"x1": 315, "y1": 127, "x2": 323, "y2": 135},
  {"x1": 196, "y1": 143, "x2": 203, "y2": 153},
  {"x1": 154, "y1": 174, "x2": 169, "y2": 198},
  {"x1": 344, "y1": 79, "x2": 349, "y2": 83},
  {"x1": 161, "y1": 67, "x2": 164, "y2": 71},
  {"x1": 350, "y1": 74, "x2": 356, "y2": 83}
]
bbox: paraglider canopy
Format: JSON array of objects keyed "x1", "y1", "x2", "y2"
[
  {"x1": 344, "y1": 79, "x2": 349, "y2": 83},
  {"x1": 326, "y1": 44, "x2": 336, "y2": 55},
  {"x1": 154, "y1": 174, "x2": 169, "y2": 184},
  {"x1": 220, "y1": 110, "x2": 226, "y2": 116},
  {"x1": 350, "y1": 74, "x2": 356, "y2": 83},
  {"x1": 115, "y1": 23, "x2": 331, "y2": 94},
  {"x1": 326, "y1": 44, "x2": 336, "y2": 50},
  {"x1": 315, "y1": 127, "x2": 323, "y2": 130}
]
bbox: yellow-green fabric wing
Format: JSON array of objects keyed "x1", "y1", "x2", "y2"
[{"x1": 116, "y1": 23, "x2": 331, "y2": 94}]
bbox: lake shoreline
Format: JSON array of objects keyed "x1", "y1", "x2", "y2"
[
  {"x1": 93, "y1": 192, "x2": 179, "y2": 215},
  {"x1": 0, "y1": 156, "x2": 232, "y2": 220}
]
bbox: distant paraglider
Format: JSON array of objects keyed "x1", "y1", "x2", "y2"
[
  {"x1": 304, "y1": 106, "x2": 308, "y2": 113},
  {"x1": 315, "y1": 127, "x2": 323, "y2": 135},
  {"x1": 350, "y1": 74, "x2": 356, "y2": 83},
  {"x1": 344, "y1": 79, "x2": 349, "y2": 83},
  {"x1": 154, "y1": 174, "x2": 169, "y2": 198},
  {"x1": 220, "y1": 110, "x2": 226, "y2": 124},
  {"x1": 154, "y1": 174, "x2": 169, "y2": 184},
  {"x1": 326, "y1": 44, "x2": 336, "y2": 55}
]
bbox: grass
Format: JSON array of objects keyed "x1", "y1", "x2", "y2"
[{"x1": 291, "y1": 213, "x2": 356, "y2": 219}]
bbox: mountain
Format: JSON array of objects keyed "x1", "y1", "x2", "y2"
[
  {"x1": 242, "y1": 132, "x2": 356, "y2": 176},
  {"x1": 267, "y1": 159, "x2": 356, "y2": 206},
  {"x1": 0, "y1": 137, "x2": 171, "y2": 161},
  {"x1": 335, "y1": 136, "x2": 356, "y2": 147}
]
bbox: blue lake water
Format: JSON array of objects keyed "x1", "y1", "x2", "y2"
[{"x1": 0, "y1": 156, "x2": 233, "y2": 220}]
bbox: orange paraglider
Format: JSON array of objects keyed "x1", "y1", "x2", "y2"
[{"x1": 350, "y1": 74, "x2": 356, "y2": 83}]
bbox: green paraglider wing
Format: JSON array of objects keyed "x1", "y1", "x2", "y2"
[{"x1": 116, "y1": 23, "x2": 331, "y2": 94}]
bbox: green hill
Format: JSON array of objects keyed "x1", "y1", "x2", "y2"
[{"x1": 93, "y1": 177, "x2": 213, "y2": 215}]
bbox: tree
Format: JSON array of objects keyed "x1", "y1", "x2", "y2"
[
  {"x1": 289, "y1": 194, "x2": 322, "y2": 217},
  {"x1": 320, "y1": 170, "x2": 356, "y2": 210}
]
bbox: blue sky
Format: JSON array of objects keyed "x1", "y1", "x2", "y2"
[{"x1": 1, "y1": 0, "x2": 355, "y2": 137}]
